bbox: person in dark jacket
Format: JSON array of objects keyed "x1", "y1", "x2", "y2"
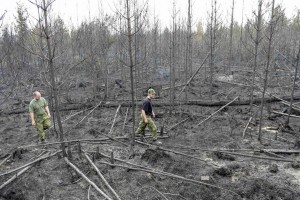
[{"x1": 135, "y1": 88, "x2": 161, "y2": 144}]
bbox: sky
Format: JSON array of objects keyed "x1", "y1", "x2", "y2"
[{"x1": 0, "y1": 0, "x2": 300, "y2": 30}]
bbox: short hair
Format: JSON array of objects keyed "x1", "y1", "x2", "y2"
[
  {"x1": 148, "y1": 88, "x2": 155, "y2": 94},
  {"x1": 33, "y1": 91, "x2": 41, "y2": 97}
]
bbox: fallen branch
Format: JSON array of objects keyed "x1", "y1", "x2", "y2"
[
  {"x1": 18, "y1": 137, "x2": 128, "y2": 149},
  {"x1": 198, "y1": 96, "x2": 239, "y2": 126},
  {"x1": 135, "y1": 141, "x2": 219, "y2": 168},
  {"x1": 215, "y1": 150, "x2": 296, "y2": 162},
  {"x1": 0, "y1": 155, "x2": 11, "y2": 167},
  {"x1": 259, "y1": 149, "x2": 300, "y2": 154},
  {"x1": 138, "y1": 186, "x2": 169, "y2": 200},
  {"x1": 0, "y1": 165, "x2": 32, "y2": 190},
  {"x1": 64, "y1": 157, "x2": 113, "y2": 200},
  {"x1": 88, "y1": 185, "x2": 91, "y2": 200},
  {"x1": 0, "y1": 151, "x2": 60, "y2": 177},
  {"x1": 91, "y1": 129, "x2": 128, "y2": 146},
  {"x1": 166, "y1": 145, "x2": 300, "y2": 154},
  {"x1": 270, "y1": 94, "x2": 300, "y2": 111},
  {"x1": 163, "y1": 193, "x2": 187, "y2": 200},
  {"x1": 243, "y1": 117, "x2": 252, "y2": 138},
  {"x1": 272, "y1": 111, "x2": 300, "y2": 118},
  {"x1": 98, "y1": 161, "x2": 241, "y2": 198},
  {"x1": 50, "y1": 107, "x2": 92, "y2": 129},
  {"x1": 84, "y1": 153, "x2": 121, "y2": 200},
  {"x1": 122, "y1": 107, "x2": 129, "y2": 135},
  {"x1": 166, "y1": 118, "x2": 189, "y2": 133},
  {"x1": 109, "y1": 104, "x2": 121, "y2": 135},
  {"x1": 64, "y1": 101, "x2": 102, "y2": 135},
  {"x1": 177, "y1": 52, "x2": 209, "y2": 98},
  {"x1": 165, "y1": 145, "x2": 296, "y2": 162}
]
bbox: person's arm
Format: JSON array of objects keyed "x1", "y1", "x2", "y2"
[
  {"x1": 141, "y1": 110, "x2": 148, "y2": 123},
  {"x1": 45, "y1": 106, "x2": 51, "y2": 118},
  {"x1": 30, "y1": 112, "x2": 36, "y2": 126},
  {"x1": 152, "y1": 110, "x2": 155, "y2": 118}
]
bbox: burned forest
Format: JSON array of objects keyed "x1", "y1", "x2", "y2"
[{"x1": 1, "y1": 0, "x2": 300, "y2": 199}]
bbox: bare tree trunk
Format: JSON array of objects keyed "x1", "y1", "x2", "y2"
[
  {"x1": 250, "y1": 0, "x2": 263, "y2": 112},
  {"x1": 285, "y1": 44, "x2": 300, "y2": 126},
  {"x1": 185, "y1": 0, "x2": 192, "y2": 102},
  {"x1": 170, "y1": 0, "x2": 177, "y2": 114},
  {"x1": 42, "y1": 0, "x2": 66, "y2": 157},
  {"x1": 228, "y1": 0, "x2": 234, "y2": 74},
  {"x1": 126, "y1": 0, "x2": 136, "y2": 156},
  {"x1": 258, "y1": 0, "x2": 277, "y2": 142},
  {"x1": 238, "y1": 0, "x2": 244, "y2": 66},
  {"x1": 209, "y1": 0, "x2": 215, "y2": 100}
]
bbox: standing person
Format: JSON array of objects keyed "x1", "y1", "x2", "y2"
[
  {"x1": 29, "y1": 91, "x2": 51, "y2": 143},
  {"x1": 136, "y1": 88, "x2": 161, "y2": 144}
]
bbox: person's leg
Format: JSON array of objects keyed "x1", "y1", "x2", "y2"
[
  {"x1": 43, "y1": 115, "x2": 51, "y2": 130},
  {"x1": 136, "y1": 117, "x2": 147, "y2": 135},
  {"x1": 147, "y1": 117, "x2": 157, "y2": 140},
  {"x1": 35, "y1": 122, "x2": 45, "y2": 141}
]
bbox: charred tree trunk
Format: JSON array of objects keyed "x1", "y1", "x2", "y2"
[
  {"x1": 285, "y1": 44, "x2": 300, "y2": 126},
  {"x1": 228, "y1": 0, "x2": 234, "y2": 73},
  {"x1": 250, "y1": 0, "x2": 263, "y2": 112},
  {"x1": 258, "y1": 0, "x2": 277, "y2": 142},
  {"x1": 42, "y1": 0, "x2": 66, "y2": 156},
  {"x1": 126, "y1": 0, "x2": 136, "y2": 156}
]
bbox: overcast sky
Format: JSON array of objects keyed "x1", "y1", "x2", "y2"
[{"x1": 1, "y1": 0, "x2": 300, "y2": 30}]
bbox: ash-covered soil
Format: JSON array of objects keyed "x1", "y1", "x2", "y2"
[{"x1": 1, "y1": 68, "x2": 300, "y2": 200}]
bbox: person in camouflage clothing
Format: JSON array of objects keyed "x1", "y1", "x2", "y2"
[
  {"x1": 136, "y1": 88, "x2": 161, "y2": 144},
  {"x1": 29, "y1": 91, "x2": 51, "y2": 143}
]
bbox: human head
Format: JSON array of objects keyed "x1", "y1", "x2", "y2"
[
  {"x1": 147, "y1": 88, "x2": 156, "y2": 99},
  {"x1": 33, "y1": 91, "x2": 41, "y2": 100}
]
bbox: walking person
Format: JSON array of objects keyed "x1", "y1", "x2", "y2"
[
  {"x1": 136, "y1": 88, "x2": 161, "y2": 144},
  {"x1": 29, "y1": 91, "x2": 51, "y2": 144}
]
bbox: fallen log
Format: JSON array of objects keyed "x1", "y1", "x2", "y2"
[{"x1": 3, "y1": 95, "x2": 300, "y2": 115}]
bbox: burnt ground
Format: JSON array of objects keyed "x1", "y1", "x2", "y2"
[{"x1": 1, "y1": 66, "x2": 300, "y2": 200}]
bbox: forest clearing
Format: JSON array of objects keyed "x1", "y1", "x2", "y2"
[{"x1": 1, "y1": 0, "x2": 300, "y2": 199}]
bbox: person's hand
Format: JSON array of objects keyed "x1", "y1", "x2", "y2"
[
  {"x1": 144, "y1": 118, "x2": 148, "y2": 124},
  {"x1": 48, "y1": 114, "x2": 51, "y2": 118},
  {"x1": 152, "y1": 113, "x2": 155, "y2": 118},
  {"x1": 32, "y1": 120, "x2": 36, "y2": 126}
]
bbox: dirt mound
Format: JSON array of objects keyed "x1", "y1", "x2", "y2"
[
  {"x1": 236, "y1": 178, "x2": 300, "y2": 199},
  {"x1": 1, "y1": 188, "x2": 25, "y2": 200},
  {"x1": 141, "y1": 148, "x2": 172, "y2": 166},
  {"x1": 213, "y1": 151, "x2": 235, "y2": 161}
]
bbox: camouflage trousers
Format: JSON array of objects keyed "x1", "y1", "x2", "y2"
[
  {"x1": 135, "y1": 116, "x2": 157, "y2": 140},
  {"x1": 35, "y1": 114, "x2": 51, "y2": 141}
]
